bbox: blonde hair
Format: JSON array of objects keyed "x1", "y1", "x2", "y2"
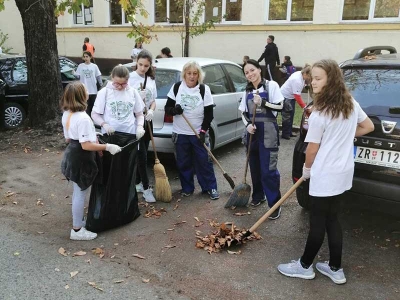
[
  {"x1": 312, "y1": 59, "x2": 353, "y2": 119},
  {"x1": 61, "y1": 81, "x2": 87, "y2": 112},
  {"x1": 111, "y1": 64, "x2": 130, "y2": 79},
  {"x1": 181, "y1": 61, "x2": 205, "y2": 84},
  {"x1": 301, "y1": 63, "x2": 312, "y2": 76}
]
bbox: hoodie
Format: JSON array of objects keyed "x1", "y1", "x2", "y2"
[{"x1": 258, "y1": 43, "x2": 280, "y2": 66}]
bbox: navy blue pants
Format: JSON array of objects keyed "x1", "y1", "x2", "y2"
[
  {"x1": 248, "y1": 137, "x2": 281, "y2": 207},
  {"x1": 174, "y1": 134, "x2": 217, "y2": 194},
  {"x1": 281, "y1": 98, "x2": 295, "y2": 138}
]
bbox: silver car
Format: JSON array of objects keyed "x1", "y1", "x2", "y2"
[{"x1": 151, "y1": 57, "x2": 248, "y2": 153}]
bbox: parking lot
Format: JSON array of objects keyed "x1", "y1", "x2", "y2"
[{"x1": 1, "y1": 135, "x2": 399, "y2": 300}]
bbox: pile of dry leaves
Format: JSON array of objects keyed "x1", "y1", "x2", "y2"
[{"x1": 195, "y1": 221, "x2": 262, "y2": 254}]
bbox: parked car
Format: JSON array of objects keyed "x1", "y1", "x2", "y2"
[
  {"x1": 107, "y1": 57, "x2": 248, "y2": 153},
  {"x1": 292, "y1": 46, "x2": 400, "y2": 214},
  {"x1": 0, "y1": 54, "x2": 78, "y2": 129}
]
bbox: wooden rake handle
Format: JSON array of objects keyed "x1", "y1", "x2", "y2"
[
  {"x1": 249, "y1": 177, "x2": 305, "y2": 233},
  {"x1": 181, "y1": 113, "x2": 227, "y2": 174},
  {"x1": 140, "y1": 83, "x2": 158, "y2": 160},
  {"x1": 243, "y1": 100, "x2": 258, "y2": 182}
]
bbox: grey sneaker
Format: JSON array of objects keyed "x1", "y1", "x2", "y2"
[
  {"x1": 278, "y1": 259, "x2": 315, "y2": 280},
  {"x1": 70, "y1": 227, "x2": 97, "y2": 241},
  {"x1": 143, "y1": 188, "x2": 156, "y2": 203},
  {"x1": 316, "y1": 261, "x2": 347, "y2": 284},
  {"x1": 136, "y1": 182, "x2": 144, "y2": 193}
]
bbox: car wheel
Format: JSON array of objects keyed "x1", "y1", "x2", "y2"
[
  {"x1": 208, "y1": 129, "x2": 215, "y2": 151},
  {"x1": 4, "y1": 103, "x2": 26, "y2": 129},
  {"x1": 296, "y1": 182, "x2": 310, "y2": 210}
]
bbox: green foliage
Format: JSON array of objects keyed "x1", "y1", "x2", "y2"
[
  {"x1": 0, "y1": 0, "x2": 6, "y2": 11},
  {"x1": 0, "y1": 29, "x2": 12, "y2": 53}
]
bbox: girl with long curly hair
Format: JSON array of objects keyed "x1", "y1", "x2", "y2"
[{"x1": 278, "y1": 59, "x2": 374, "y2": 284}]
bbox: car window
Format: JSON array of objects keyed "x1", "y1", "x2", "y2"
[
  {"x1": 343, "y1": 68, "x2": 400, "y2": 108},
  {"x1": 223, "y1": 64, "x2": 247, "y2": 92},
  {"x1": 60, "y1": 58, "x2": 77, "y2": 80},
  {"x1": 155, "y1": 68, "x2": 180, "y2": 98},
  {"x1": 203, "y1": 65, "x2": 230, "y2": 95},
  {"x1": 12, "y1": 59, "x2": 27, "y2": 82}
]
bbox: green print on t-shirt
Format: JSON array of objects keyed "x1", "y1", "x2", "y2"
[
  {"x1": 82, "y1": 69, "x2": 93, "y2": 78},
  {"x1": 180, "y1": 94, "x2": 201, "y2": 111},
  {"x1": 109, "y1": 101, "x2": 134, "y2": 121}
]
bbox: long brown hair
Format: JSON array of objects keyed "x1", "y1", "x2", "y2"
[
  {"x1": 61, "y1": 81, "x2": 87, "y2": 112},
  {"x1": 312, "y1": 59, "x2": 353, "y2": 119}
]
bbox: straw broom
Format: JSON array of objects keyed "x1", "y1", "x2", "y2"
[{"x1": 140, "y1": 83, "x2": 172, "y2": 202}]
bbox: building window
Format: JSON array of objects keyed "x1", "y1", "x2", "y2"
[
  {"x1": 73, "y1": 0, "x2": 93, "y2": 25},
  {"x1": 342, "y1": 0, "x2": 400, "y2": 21},
  {"x1": 110, "y1": 0, "x2": 129, "y2": 24},
  {"x1": 155, "y1": 0, "x2": 183, "y2": 23},
  {"x1": 205, "y1": 0, "x2": 242, "y2": 22},
  {"x1": 267, "y1": 0, "x2": 314, "y2": 22}
]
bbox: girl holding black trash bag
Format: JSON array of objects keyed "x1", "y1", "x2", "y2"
[
  {"x1": 128, "y1": 50, "x2": 157, "y2": 203},
  {"x1": 61, "y1": 82, "x2": 121, "y2": 241},
  {"x1": 239, "y1": 59, "x2": 284, "y2": 219}
]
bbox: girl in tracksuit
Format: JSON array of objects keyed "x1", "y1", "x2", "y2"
[{"x1": 239, "y1": 59, "x2": 284, "y2": 219}]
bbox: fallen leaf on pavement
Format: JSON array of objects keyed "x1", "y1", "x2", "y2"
[
  {"x1": 14, "y1": 252, "x2": 20, "y2": 256},
  {"x1": 144, "y1": 206, "x2": 167, "y2": 218},
  {"x1": 86, "y1": 259, "x2": 91, "y2": 264},
  {"x1": 55, "y1": 268, "x2": 60, "y2": 272},
  {"x1": 88, "y1": 282, "x2": 104, "y2": 292},
  {"x1": 70, "y1": 271, "x2": 79, "y2": 278},
  {"x1": 36, "y1": 200, "x2": 44, "y2": 206},
  {"x1": 73, "y1": 251, "x2": 87, "y2": 257},
  {"x1": 6, "y1": 191, "x2": 16, "y2": 197},
  {"x1": 227, "y1": 250, "x2": 242, "y2": 255},
  {"x1": 92, "y1": 248, "x2": 104, "y2": 257},
  {"x1": 58, "y1": 247, "x2": 68, "y2": 257},
  {"x1": 233, "y1": 212, "x2": 251, "y2": 216},
  {"x1": 132, "y1": 253, "x2": 145, "y2": 259},
  {"x1": 37, "y1": 231, "x2": 44, "y2": 234},
  {"x1": 164, "y1": 245, "x2": 176, "y2": 249},
  {"x1": 194, "y1": 217, "x2": 200, "y2": 222},
  {"x1": 167, "y1": 228, "x2": 174, "y2": 231},
  {"x1": 12, "y1": 201, "x2": 18, "y2": 205},
  {"x1": 64, "y1": 284, "x2": 69, "y2": 290},
  {"x1": 142, "y1": 278, "x2": 150, "y2": 283},
  {"x1": 173, "y1": 204, "x2": 179, "y2": 210},
  {"x1": 173, "y1": 221, "x2": 187, "y2": 226},
  {"x1": 41, "y1": 212, "x2": 48, "y2": 217},
  {"x1": 113, "y1": 279, "x2": 124, "y2": 284},
  {"x1": 195, "y1": 222, "x2": 204, "y2": 227}
]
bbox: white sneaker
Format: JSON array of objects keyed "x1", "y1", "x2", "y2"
[
  {"x1": 70, "y1": 227, "x2": 97, "y2": 241},
  {"x1": 143, "y1": 188, "x2": 156, "y2": 203},
  {"x1": 277, "y1": 259, "x2": 315, "y2": 280},
  {"x1": 316, "y1": 261, "x2": 347, "y2": 284},
  {"x1": 136, "y1": 182, "x2": 144, "y2": 193}
]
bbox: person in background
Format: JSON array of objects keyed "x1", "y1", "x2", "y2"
[
  {"x1": 239, "y1": 59, "x2": 284, "y2": 219},
  {"x1": 73, "y1": 51, "x2": 102, "y2": 117},
  {"x1": 60, "y1": 82, "x2": 121, "y2": 241},
  {"x1": 280, "y1": 64, "x2": 312, "y2": 139},
  {"x1": 164, "y1": 61, "x2": 219, "y2": 200},
  {"x1": 82, "y1": 37, "x2": 95, "y2": 63},
  {"x1": 128, "y1": 50, "x2": 157, "y2": 203},
  {"x1": 257, "y1": 35, "x2": 280, "y2": 81},
  {"x1": 131, "y1": 41, "x2": 144, "y2": 61},
  {"x1": 277, "y1": 59, "x2": 374, "y2": 285},
  {"x1": 161, "y1": 47, "x2": 173, "y2": 58},
  {"x1": 279, "y1": 56, "x2": 296, "y2": 83}
]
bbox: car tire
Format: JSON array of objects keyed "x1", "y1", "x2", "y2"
[
  {"x1": 208, "y1": 129, "x2": 215, "y2": 151},
  {"x1": 296, "y1": 180, "x2": 310, "y2": 210},
  {"x1": 4, "y1": 102, "x2": 26, "y2": 129}
]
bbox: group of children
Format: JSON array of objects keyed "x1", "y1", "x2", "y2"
[{"x1": 62, "y1": 46, "x2": 375, "y2": 285}]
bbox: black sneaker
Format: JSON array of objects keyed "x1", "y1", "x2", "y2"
[
  {"x1": 281, "y1": 135, "x2": 290, "y2": 140},
  {"x1": 179, "y1": 190, "x2": 193, "y2": 197},
  {"x1": 250, "y1": 197, "x2": 266, "y2": 207},
  {"x1": 268, "y1": 206, "x2": 281, "y2": 220},
  {"x1": 290, "y1": 133, "x2": 298, "y2": 137},
  {"x1": 207, "y1": 189, "x2": 220, "y2": 200}
]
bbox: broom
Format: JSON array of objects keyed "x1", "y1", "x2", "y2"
[
  {"x1": 140, "y1": 83, "x2": 172, "y2": 203},
  {"x1": 224, "y1": 98, "x2": 258, "y2": 208}
]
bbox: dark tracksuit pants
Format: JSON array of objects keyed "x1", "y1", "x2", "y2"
[
  {"x1": 281, "y1": 98, "x2": 295, "y2": 138},
  {"x1": 136, "y1": 120, "x2": 153, "y2": 190},
  {"x1": 173, "y1": 133, "x2": 217, "y2": 194}
]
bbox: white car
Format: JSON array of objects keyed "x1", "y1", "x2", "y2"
[{"x1": 116, "y1": 57, "x2": 248, "y2": 153}]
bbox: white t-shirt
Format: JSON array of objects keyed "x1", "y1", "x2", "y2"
[
  {"x1": 280, "y1": 71, "x2": 304, "y2": 99},
  {"x1": 92, "y1": 82, "x2": 145, "y2": 135},
  {"x1": 128, "y1": 71, "x2": 157, "y2": 109},
  {"x1": 305, "y1": 99, "x2": 367, "y2": 197},
  {"x1": 62, "y1": 111, "x2": 97, "y2": 143},
  {"x1": 167, "y1": 81, "x2": 214, "y2": 135},
  {"x1": 131, "y1": 48, "x2": 143, "y2": 60},
  {"x1": 238, "y1": 80, "x2": 284, "y2": 117},
  {"x1": 76, "y1": 63, "x2": 101, "y2": 95}
]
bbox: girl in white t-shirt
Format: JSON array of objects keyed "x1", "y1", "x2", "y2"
[
  {"x1": 165, "y1": 61, "x2": 219, "y2": 200},
  {"x1": 278, "y1": 59, "x2": 374, "y2": 284},
  {"x1": 128, "y1": 50, "x2": 157, "y2": 203},
  {"x1": 239, "y1": 59, "x2": 284, "y2": 218},
  {"x1": 130, "y1": 42, "x2": 144, "y2": 61},
  {"x1": 73, "y1": 51, "x2": 102, "y2": 117},
  {"x1": 61, "y1": 82, "x2": 121, "y2": 241}
]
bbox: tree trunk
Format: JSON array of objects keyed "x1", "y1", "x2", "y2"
[
  {"x1": 183, "y1": 0, "x2": 190, "y2": 57},
  {"x1": 14, "y1": 0, "x2": 62, "y2": 127}
]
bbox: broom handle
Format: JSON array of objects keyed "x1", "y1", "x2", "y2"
[
  {"x1": 243, "y1": 101, "x2": 258, "y2": 182},
  {"x1": 140, "y1": 83, "x2": 159, "y2": 160},
  {"x1": 181, "y1": 113, "x2": 227, "y2": 174},
  {"x1": 249, "y1": 178, "x2": 305, "y2": 233}
]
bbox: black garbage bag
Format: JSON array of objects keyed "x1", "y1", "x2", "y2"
[{"x1": 86, "y1": 131, "x2": 140, "y2": 232}]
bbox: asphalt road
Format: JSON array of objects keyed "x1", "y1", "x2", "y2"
[{"x1": 1, "y1": 137, "x2": 399, "y2": 300}]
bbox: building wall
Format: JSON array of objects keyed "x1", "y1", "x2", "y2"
[{"x1": 1, "y1": 1, "x2": 400, "y2": 66}]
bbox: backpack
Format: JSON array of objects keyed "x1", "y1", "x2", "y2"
[
  {"x1": 286, "y1": 65, "x2": 296, "y2": 79},
  {"x1": 173, "y1": 81, "x2": 205, "y2": 100}
]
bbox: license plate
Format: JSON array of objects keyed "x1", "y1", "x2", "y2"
[{"x1": 354, "y1": 146, "x2": 400, "y2": 169}]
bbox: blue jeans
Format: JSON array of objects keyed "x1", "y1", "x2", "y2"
[
  {"x1": 174, "y1": 134, "x2": 217, "y2": 193},
  {"x1": 281, "y1": 98, "x2": 295, "y2": 138}
]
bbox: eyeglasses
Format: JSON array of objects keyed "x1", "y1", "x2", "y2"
[{"x1": 112, "y1": 82, "x2": 128, "y2": 88}]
